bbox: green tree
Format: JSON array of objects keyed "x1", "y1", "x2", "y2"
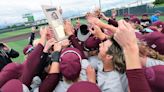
[{"x1": 154, "y1": 0, "x2": 164, "y2": 5}]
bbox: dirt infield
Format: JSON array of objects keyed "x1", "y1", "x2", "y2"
[{"x1": 0, "y1": 31, "x2": 40, "y2": 43}]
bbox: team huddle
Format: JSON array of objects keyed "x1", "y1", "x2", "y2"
[{"x1": 0, "y1": 8, "x2": 164, "y2": 92}]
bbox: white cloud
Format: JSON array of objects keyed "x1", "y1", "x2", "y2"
[{"x1": 0, "y1": 0, "x2": 155, "y2": 25}]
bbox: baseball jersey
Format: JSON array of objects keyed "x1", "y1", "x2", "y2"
[{"x1": 88, "y1": 56, "x2": 128, "y2": 92}]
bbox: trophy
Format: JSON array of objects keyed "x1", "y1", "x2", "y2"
[{"x1": 42, "y1": 5, "x2": 68, "y2": 41}]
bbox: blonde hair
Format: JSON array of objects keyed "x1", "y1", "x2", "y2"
[{"x1": 138, "y1": 41, "x2": 164, "y2": 61}]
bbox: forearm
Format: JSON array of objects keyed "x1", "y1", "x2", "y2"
[
  {"x1": 123, "y1": 45, "x2": 141, "y2": 70},
  {"x1": 39, "y1": 73, "x2": 60, "y2": 92},
  {"x1": 20, "y1": 44, "x2": 44, "y2": 87},
  {"x1": 29, "y1": 32, "x2": 35, "y2": 45},
  {"x1": 126, "y1": 69, "x2": 152, "y2": 92},
  {"x1": 98, "y1": 32, "x2": 108, "y2": 41},
  {"x1": 39, "y1": 62, "x2": 60, "y2": 92},
  {"x1": 98, "y1": 22, "x2": 117, "y2": 33},
  {"x1": 103, "y1": 16, "x2": 110, "y2": 21},
  {"x1": 69, "y1": 35, "x2": 86, "y2": 59},
  {"x1": 36, "y1": 52, "x2": 49, "y2": 77}
]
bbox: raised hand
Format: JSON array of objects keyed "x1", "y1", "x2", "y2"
[
  {"x1": 53, "y1": 41, "x2": 62, "y2": 52},
  {"x1": 87, "y1": 15, "x2": 101, "y2": 25},
  {"x1": 64, "y1": 20, "x2": 75, "y2": 36},
  {"x1": 40, "y1": 26, "x2": 48, "y2": 39},
  {"x1": 86, "y1": 65, "x2": 96, "y2": 83},
  {"x1": 89, "y1": 25, "x2": 107, "y2": 40},
  {"x1": 43, "y1": 38, "x2": 56, "y2": 53},
  {"x1": 31, "y1": 26, "x2": 36, "y2": 32},
  {"x1": 114, "y1": 20, "x2": 141, "y2": 69},
  {"x1": 114, "y1": 20, "x2": 137, "y2": 49},
  {"x1": 60, "y1": 39, "x2": 70, "y2": 48},
  {"x1": 39, "y1": 26, "x2": 48, "y2": 46}
]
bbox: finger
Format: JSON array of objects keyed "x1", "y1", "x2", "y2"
[
  {"x1": 89, "y1": 28, "x2": 95, "y2": 34},
  {"x1": 118, "y1": 20, "x2": 127, "y2": 31},
  {"x1": 123, "y1": 21, "x2": 134, "y2": 31},
  {"x1": 122, "y1": 20, "x2": 131, "y2": 30}
]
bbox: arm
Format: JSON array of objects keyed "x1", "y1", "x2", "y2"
[
  {"x1": 36, "y1": 38, "x2": 56, "y2": 78},
  {"x1": 87, "y1": 16, "x2": 118, "y2": 33},
  {"x1": 64, "y1": 20, "x2": 86, "y2": 59},
  {"x1": 36, "y1": 52, "x2": 49, "y2": 77},
  {"x1": 126, "y1": 69, "x2": 152, "y2": 92},
  {"x1": 2, "y1": 43, "x2": 19, "y2": 58},
  {"x1": 114, "y1": 20, "x2": 151, "y2": 92},
  {"x1": 29, "y1": 27, "x2": 36, "y2": 45},
  {"x1": 69, "y1": 35, "x2": 86, "y2": 59},
  {"x1": 39, "y1": 41, "x2": 61, "y2": 92},
  {"x1": 29, "y1": 32, "x2": 35, "y2": 45},
  {"x1": 20, "y1": 27, "x2": 47, "y2": 88},
  {"x1": 39, "y1": 63, "x2": 60, "y2": 92},
  {"x1": 20, "y1": 43, "x2": 44, "y2": 87},
  {"x1": 89, "y1": 25, "x2": 108, "y2": 41}
]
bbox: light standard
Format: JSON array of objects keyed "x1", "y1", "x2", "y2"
[{"x1": 99, "y1": 0, "x2": 102, "y2": 10}]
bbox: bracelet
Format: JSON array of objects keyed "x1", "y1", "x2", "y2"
[{"x1": 51, "y1": 51, "x2": 60, "y2": 62}]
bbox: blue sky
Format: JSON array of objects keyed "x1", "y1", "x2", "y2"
[{"x1": 0, "y1": 0, "x2": 154, "y2": 27}]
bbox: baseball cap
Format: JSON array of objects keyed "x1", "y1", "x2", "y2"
[
  {"x1": 130, "y1": 18, "x2": 141, "y2": 24},
  {"x1": 0, "y1": 63, "x2": 23, "y2": 79},
  {"x1": 23, "y1": 45, "x2": 34, "y2": 55},
  {"x1": 77, "y1": 24, "x2": 91, "y2": 42},
  {"x1": 84, "y1": 36, "x2": 101, "y2": 51},
  {"x1": 59, "y1": 47, "x2": 82, "y2": 81},
  {"x1": 152, "y1": 21, "x2": 163, "y2": 28},
  {"x1": 67, "y1": 81, "x2": 101, "y2": 92},
  {"x1": 1, "y1": 79, "x2": 23, "y2": 92},
  {"x1": 142, "y1": 32, "x2": 164, "y2": 55},
  {"x1": 142, "y1": 13, "x2": 148, "y2": 16}
]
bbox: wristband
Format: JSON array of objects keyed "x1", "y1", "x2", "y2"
[{"x1": 51, "y1": 51, "x2": 60, "y2": 62}]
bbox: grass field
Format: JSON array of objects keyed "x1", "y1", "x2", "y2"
[
  {"x1": 0, "y1": 28, "x2": 32, "y2": 39},
  {"x1": 1, "y1": 16, "x2": 164, "y2": 63},
  {"x1": 7, "y1": 39, "x2": 28, "y2": 63}
]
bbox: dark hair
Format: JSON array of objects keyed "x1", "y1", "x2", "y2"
[
  {"x1": 106, "y1": 37, "x2": 126, "y2": 74},
  {"x1": 80, "y1": 24, "x2": 89, "y2": 35},
  {"x1": 0, "y1": 43, "x2": 5, "y2": 49}
]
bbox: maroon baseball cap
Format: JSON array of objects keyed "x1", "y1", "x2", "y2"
[
  {"x1": 59, "y1": 47, "x2": 82, "y2": 81},
  {"x1": 142, "y1": 13, "x2": 148, "y2": 16},
  {"x1": 67, "y1": 81, "x2": 101, "y2": 92},
  {"x1": 84, "y1": 36, "x2": 101, "y2": 51},
  {"x1": 152, "y1": 21, "x2": 163, "y2": 28},
  {"x1": 130, "y1": 18, "x2": 140, "y2": 24},
  {"x1": 153, "y1": 38, "x2": 164, "y2": 55},
  {"x1": 129, "y1": 14, "x2": 136, "y2": 18},
  {"x1": 1, "y1": 79, "x2": 23, "y2": 92},
  {"x1": 142, "y1": 32, "x2": 164, "y2": 55},
  {"x1": 23, "y1": 45, "x2": 34, "y2": 55},
  {"x1": 145, "y1": 65, "x2": 164, "y2": 91},
  {"x1": 0, "y1": 63, "x2": 23, "y2": 79}
]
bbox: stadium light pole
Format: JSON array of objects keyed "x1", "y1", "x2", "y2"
[{"x1": 99, "y1": 0, "x2": 102, "y2": 11}]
